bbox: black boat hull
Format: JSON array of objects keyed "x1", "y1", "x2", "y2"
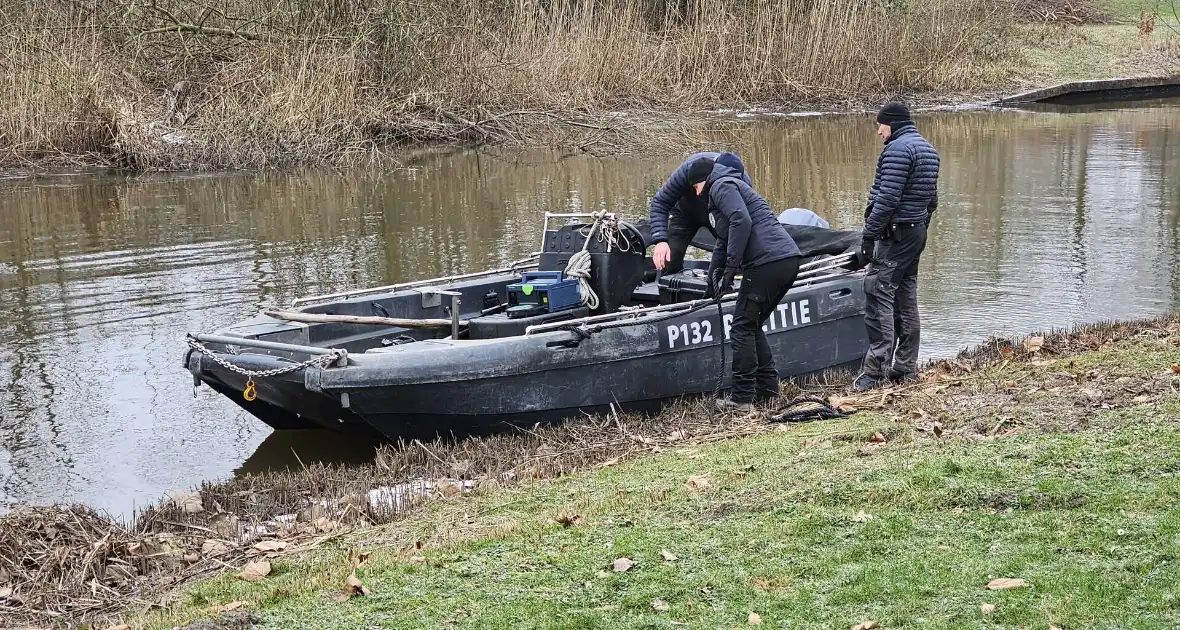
[{"x1": 186, "y1": 273, "x2": 868, "y2": 441}]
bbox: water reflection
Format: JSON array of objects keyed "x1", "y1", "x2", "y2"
[{"x1": 2, "y1": 100, "x2": 1178, "y2": 517}]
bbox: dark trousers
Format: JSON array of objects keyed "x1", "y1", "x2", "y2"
[
  {"x1": 862, "y1": 221, "x2": 927, "y2": 379},
  {"x1": 730, "y1": 256, "x2": 801, "y2": 402}
]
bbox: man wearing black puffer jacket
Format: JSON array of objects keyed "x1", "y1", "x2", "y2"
[
  {"x1": 853, "y1": 102, "x2": 940, "y2": 392},
  {"x1": 684, "y1": 154, "x2": 803, "y2": 411}
]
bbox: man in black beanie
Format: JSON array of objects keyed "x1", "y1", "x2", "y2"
[
  {"x1": 648, "y1": 151, "x2": 753, "y2": 274},
  {"x1": 852, "y1": 101, "x2": 940, "y2": 392}
]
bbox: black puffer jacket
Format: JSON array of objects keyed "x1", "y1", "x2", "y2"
[
  {"x1": 648, "y1": 151, "x2": 752, "y2": 244},
  {"x1": 864, "y1": 122, "x2": 940, "y2": 240},
  {"x1": 705, "y1": 162, "x2": 801, "y2": 274}
]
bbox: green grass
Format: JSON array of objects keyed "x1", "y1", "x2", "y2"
[
  {"x1": 1100, "y1": 0, "x2": 1180, "y2": 21},
  {"x1": 143, "y1": 395, "x2": 1180, "y2": 629}
]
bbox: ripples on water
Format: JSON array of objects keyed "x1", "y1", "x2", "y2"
[{"x1": 2, "y1": 99, "x2": 1178, "y2": 517}]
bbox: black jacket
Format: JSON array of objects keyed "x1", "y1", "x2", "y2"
[
  {"x1": 704, "y1": 162, "x2": 801, "y2": 274},
  {"x1": 649, "y1": 151, "x2": 752, "y2": 244},
  {"x1": 864, "y1": 122, "x2": 940, "y2": 240}
]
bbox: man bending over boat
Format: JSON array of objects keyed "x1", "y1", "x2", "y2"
[
  {"x1": 649, "y1": 151, "x2": 752, "y2": 273},
  {"x1": 685, "y1": 154, "x2": 803, "y2": 412}
]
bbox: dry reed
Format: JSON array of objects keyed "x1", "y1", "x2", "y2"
[{"x1": 0, "y1": 0, "x2": 1015, "y2": 170}]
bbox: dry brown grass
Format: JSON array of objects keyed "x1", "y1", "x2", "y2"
[{"x1": 0, "y1": 0, "x2": 1014, "y2": 170}]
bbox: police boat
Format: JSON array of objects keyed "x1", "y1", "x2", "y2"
[{"x1": 183, "y1": 212, "x2": 870, "y2": 440}]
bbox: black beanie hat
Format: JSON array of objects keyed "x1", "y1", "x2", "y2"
[
  {"x1": 686, "y1": 157, "x2": 715, "y2": 185},
  {"x1": 876, "y1": 101, "x2": 911, "y2": 125}
]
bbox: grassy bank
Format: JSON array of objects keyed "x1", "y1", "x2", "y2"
[
  {"x1": 0, "y1": 0, "x2": 1066, "y2": 171},
  {"x1": 119, "y1": 315, "x2": 1180, "y2": 629},
  {"x1": 3, "y1": 315, "x2": 1173, "y2": 628}
]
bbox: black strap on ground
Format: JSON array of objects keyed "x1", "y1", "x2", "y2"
[{"x1": 768, "y1": 396, "x2": 854, "y2": 423}]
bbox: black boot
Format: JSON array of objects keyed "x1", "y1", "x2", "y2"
[
  {"x1": 852, "y1": 373, "x2": 884, "y2": 392},
  {"x1": 888, "y1": 369, "x2": 918, "y2": 385}
]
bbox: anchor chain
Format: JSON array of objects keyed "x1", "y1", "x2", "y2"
[{"x1": 185, "y1": 336, "x2": 344, "y2": 399}]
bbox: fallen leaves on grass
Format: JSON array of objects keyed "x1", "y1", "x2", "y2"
[
  {"x1": 980, "y1": 603, "x2": 995, "y2": 615},
  {"x1": 103, "y1": 625, "x2": 131, "y2": 630},
  {"x1": 333, "y1": 571, "x2": 371, "y2": 602},
  {"x1": 215, "y1": 601, "x2": 248, "y2": 613},
  {"x1": 348, "y1": 550, "x2": 371, "y2": 568},
  {"x1": 748, "y1": 612, "x2": 763, "y2": 625},
  {"x1": 851, "y1": 621, "x2": 880, "y2": 630},
  {"x1": 1024, "y1": 336, "x2": 1045, "y2": 353},
  {"x1": 1171, "y1": 364, "x2": 1180, "y2": 374},
  {"x1": 987, "y1": 577, "x2": 1029, "y2": 590},
  {"x1": 612, "y1": 557, "x2": 634, "y2": 572},
  {"x1": 652, "y1": 598, "x2": 670, "y2": 611},
  {"x1": 202, "y1": 539, "x2": 233, "y2": 556},
  {"x1": 829, "y1": 395, "x2": 858, "y2": 413},
  {"x1": 687, "y1": 475, "x2": 712, "y2": 491},
  {"x1": 253, "y1": 540, "x2": 287, "y2": 553},
  {"x1": 236, "y1": 560, "x2": 271, "y2": 582},
  {"x1": 660, "y1": 549, "x2": 678, "y2": 562},
  {"x1": 870, "y1": 432, "x2": 888, "y2": 443},
  {"x1": 555, "y1": 512, "x2": 584, "y2": 528},
  {"x1": 852, "y1": 510, "x2": 874, "y2": 523}
]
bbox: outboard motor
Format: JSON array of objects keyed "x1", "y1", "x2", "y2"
[{"x1": 537, "y1": 217, "x2": 647, "y2": 315}]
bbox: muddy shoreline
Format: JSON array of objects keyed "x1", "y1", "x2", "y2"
[{"x1": 0, "y1": 89, "x2": 1022, "y2": 174}]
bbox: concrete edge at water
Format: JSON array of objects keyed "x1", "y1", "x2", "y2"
[{"x1": 995, "y1": 75, "x2": 1180, "y2": 105}]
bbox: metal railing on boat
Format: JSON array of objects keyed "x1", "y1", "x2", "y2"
[
  {"x1": 291, "y1": 254, "x2": 541, "y2": 306},
  {"x1": 524, "y1": 253, "x2": 859, "y2": 336}
]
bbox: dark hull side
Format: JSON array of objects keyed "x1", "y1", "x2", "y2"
[{"x1": 190, "y1": 274, "x2": 869, "y2": 441}]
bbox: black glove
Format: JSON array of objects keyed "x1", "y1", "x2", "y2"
[{"x1": 857, "y1": 238, "x2": 875, "y2": 267}]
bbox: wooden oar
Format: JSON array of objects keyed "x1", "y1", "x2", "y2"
[{"x1": 263, "y1": 309, "x2": 467, "y2": 329}]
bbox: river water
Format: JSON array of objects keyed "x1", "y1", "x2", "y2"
[{"x1": 2, "y1": 98, "x2": 1178, "y2": 518}]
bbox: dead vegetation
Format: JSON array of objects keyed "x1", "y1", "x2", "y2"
[
  {"x1": 3, "y1": 314, "x2": 1178, "y2": 627},
  {"x1": 0, "y1": 0, "x2": 1013, "y2": 170},
  {"x1": 1009, "y1": 0, "x2": 1111, "y2": 23}
]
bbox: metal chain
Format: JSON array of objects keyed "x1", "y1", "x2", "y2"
[{"x1": 185, "y1": 337, "x2": 343, "y2": 378}]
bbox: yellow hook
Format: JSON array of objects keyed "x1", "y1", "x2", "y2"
[{"x1": 243, "y1": 379, "x2": 258, "y2": 402}]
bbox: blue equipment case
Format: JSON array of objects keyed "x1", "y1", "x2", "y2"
[{"x1": 505, "y1": 271, "x2": 582, "y2": 318}]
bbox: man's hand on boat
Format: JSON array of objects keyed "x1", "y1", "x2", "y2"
[{"x1": 653, "y1": 242, "x2": 672, "y2": 270}]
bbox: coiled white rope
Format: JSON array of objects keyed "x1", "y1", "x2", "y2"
[{"x1": 564, "y1": 211, "x2": 606, "y2": 311}]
